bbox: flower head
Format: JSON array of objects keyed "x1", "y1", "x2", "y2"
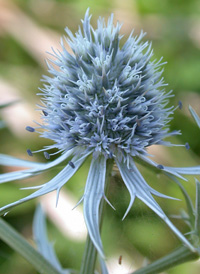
[
  {"x1": 35, "y1": 10, "x2": 176, "y2": 161},
  {"x1": 0, "y1": 9, "x2": 197, "y2": 258}
]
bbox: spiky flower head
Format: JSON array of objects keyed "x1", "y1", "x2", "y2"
[
  {"x1": 36, "y1": 10, "x2": 176, "y2": 161},
  {"x1": 0, "y1": 9, "x2": 196, "y2": 260}
]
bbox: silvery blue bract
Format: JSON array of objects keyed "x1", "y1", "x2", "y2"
[{"x1": 33, "y1": 205, "x2": 71, "y2": 274}]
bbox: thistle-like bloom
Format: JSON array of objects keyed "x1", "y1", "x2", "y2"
[{"x1": 0, "y1": 9, "x2": 199, "y2": 257}]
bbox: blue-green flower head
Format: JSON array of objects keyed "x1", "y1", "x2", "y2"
[
  {"x1": 37, "y1": 9, "x2": 177, "y2": 160},
  {"x1": 0, "y1": 9, "x2": 197, "y2": 261}
]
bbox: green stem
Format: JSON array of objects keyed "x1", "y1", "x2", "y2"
[
  {"x1": 0, "y1": 217, "x2": 62, "y2": 274},
  {"x1": 195, "y1": 179, "x2": 200, "y2": 237},
  {"x1": 80, "y1": 159, "x2": 114, "y2": 274},
  {"x1": 132, "y1": 246, "x2": 200, "y2": 274},
  {"x1": 79, "y1": 234, "x2": 98, "y2": 274}
]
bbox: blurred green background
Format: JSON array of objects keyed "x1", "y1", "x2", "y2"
[{"x1": 0, "y1": 0, "x2": 200, "y2": 273}]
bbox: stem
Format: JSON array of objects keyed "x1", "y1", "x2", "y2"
[
  {"x1": 79, "y1": 234, "x2": 98, "y2": 274},
  {"x1": 195, "y1": 179, "x2": 200, "y2": 237},
  {"x1": 80, "y1": 159, "x2": 114, "y2": 274},
  {"x1": 132, "y1": 246, "x2": 200, "y2": 274},
  {"x1": 0, "y1": 217, "x2": 62, "y2": 274}
]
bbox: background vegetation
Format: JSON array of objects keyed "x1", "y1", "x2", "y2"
[{"x1": 0, "y1": 0, "x2": 200, "y2": 273}]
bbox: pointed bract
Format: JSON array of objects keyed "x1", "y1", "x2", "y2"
[
  {"x1": 33, "y1": 205, "x2": 70, "y2": 274},
  {"x1": 116, "y1": 158, "x2": 196, "y2": 252},
  {"x1": 0, "y1": 150, "x2": 73, "y2": 184},
  {"x1": 0, "y1": 153, "x2": 89, "y2": 216},
  {"x1": 83, "y1": 156, "x2": 107, "y2": 258},
  {"x1": 189, "y1": 105, "x2": 200, "y2": 128}
]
